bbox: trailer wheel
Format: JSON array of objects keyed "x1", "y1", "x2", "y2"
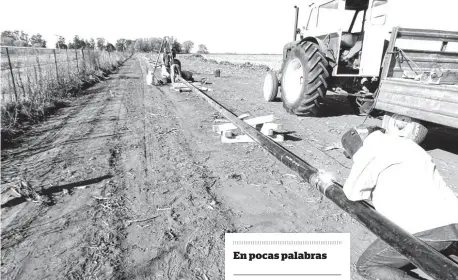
[
  {"x1": 281, "y1": 43, "x2": 330, "y2": 116},
  {"x1": 382, "y1": 114, "x2": 428, "y2": 144},
  {"x1": 263, "y1": 71, "x2": 279, "y2": 102}
]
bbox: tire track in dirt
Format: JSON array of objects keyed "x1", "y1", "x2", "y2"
[
  {"x1": 116, "y1": 58, "x2": 236, "y2": 280},
  {"x1": 1, "y1": 84, "x2": 107, "y2": 166},
  {"x1": 1, "y1": 82, "x2": 113, "y2": 187},
  {"x1": 61, "y1": 65, "x2": 137, "y2": 279},
  {"x1": 1, "y1": 61, "x2": 134, "y2": 280},
  {"x1": 1, "y1": 98, "x2": 111, "y2": 243}
]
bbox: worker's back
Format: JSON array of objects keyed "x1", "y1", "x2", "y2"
[{"x1": 344, "y1": 131, "x2": 458, "y2": 234}]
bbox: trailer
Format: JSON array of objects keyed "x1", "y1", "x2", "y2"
[{"x1": 377, "y1": 27, "x2": 458, "y2": 143}]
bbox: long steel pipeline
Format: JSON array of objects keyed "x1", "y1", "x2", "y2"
[{"x1": 176, "y1": 76, "x2": 458, "y2": 280}]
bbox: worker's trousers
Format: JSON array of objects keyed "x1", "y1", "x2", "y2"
[{"x1": 356, "y1": 224, "x2": 458, "y2": 280}]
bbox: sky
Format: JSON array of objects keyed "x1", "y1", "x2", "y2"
[
  {"x1": 1, "y1": 0, "x2": 457, "y2": 54},
  {"x1": 0, "y1": 0, "x2": 305, "y2": 54}
]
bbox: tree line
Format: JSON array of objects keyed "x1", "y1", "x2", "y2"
[
  {"x1": 1, "y1": 30, "x2": 48, "y2": 48},
  {"x1": 1, "y1": 30, "x2": 135, "y2": 52},
  {"x1": 54, "y1": 35, "x2": 134, "y2": 52},
  {"x1": 1, "y1": 30, "x2": 209, "y2": 54},
  {"x1": 133, "y1": 38, "x2": 209, "y2": 54}
]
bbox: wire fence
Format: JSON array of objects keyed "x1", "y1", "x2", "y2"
[
  {"x1": 1, "y1": 46, "x2": 129, "y2": 103},
  {"x1": 1, "y1": 46, "x2": 131, "y2": 127}
]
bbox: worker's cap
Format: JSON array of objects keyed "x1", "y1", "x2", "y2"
[{"x1": 341, "y1": 124, "x2": 385, "y2": 159}]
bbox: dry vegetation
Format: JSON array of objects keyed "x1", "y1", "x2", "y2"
[{"x1": 1, "y1": 47, "x2": 133, "y2": 148}]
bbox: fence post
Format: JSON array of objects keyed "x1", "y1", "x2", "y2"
[
  {"x1": 65, "y1": 48, "x2": 71, "y2": 79},
  {"x1": 34, "y1": 49, "x2": 43, "y2": 99},
  {"x1": 6, "y1": 47, "x2": 18, "y2": 102},
  {"x1": 53, "y1": 49, "x2": 59, "y2": 83},
  {"x1": 81, "y1": 49, "x2": 86, "y2": 72},
  {"x1": 75, "y1": 49, "x2": 79, "y2": 72},
  {"x1": 96, "y1": 50, "x2": 100, "y2": 70}
]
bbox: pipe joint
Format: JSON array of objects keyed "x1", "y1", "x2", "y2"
[{"x1": 309, "y1": 170, "x2": 335, "y2": 195}]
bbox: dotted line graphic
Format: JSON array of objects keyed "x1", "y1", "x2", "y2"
[{"x1": 232, "y1": 241, "x2": 343, "y2": 246}]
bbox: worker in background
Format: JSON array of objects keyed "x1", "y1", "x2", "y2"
[
  {"x1": 161, "y1": 47, "x2": 177, "y2": 71},
  {"x1": 159, "y1": 47, "x2": 194, "y2": 84},
  {"x1": 160, "y1": 50, "x2": 172, "y2": 84},
  {"x1": 341, "y1": 125, "x2": 458, "y2": 280}
]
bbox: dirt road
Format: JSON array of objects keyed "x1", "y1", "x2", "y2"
[{"x1": 2, "y1": 55, "x2": 457, "y2": 279}]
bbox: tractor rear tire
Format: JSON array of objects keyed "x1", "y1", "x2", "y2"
[
  {"x1": 281, "y1": 43, "x2": 330, "y2": 116},
  {"x1": 263, "y1": 71, "x2": 279, "y2": 102},
  {"x1": 382, "y1": 114, "x2": 428, "y2": 144}
]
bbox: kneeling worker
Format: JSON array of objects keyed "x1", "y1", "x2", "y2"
[{"x1": 341, "y1": 125, "x2": 458, "y2": 280}]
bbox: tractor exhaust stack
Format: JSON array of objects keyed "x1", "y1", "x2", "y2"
[{"x1": 293, "y1": 6, "x2": 300, "y2": 41}]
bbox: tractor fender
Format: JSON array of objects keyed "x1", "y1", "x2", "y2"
[
  {"x1": 299, "y1": 37, "x2": 328, "y2": 55},
  {"x1": 282, "y1": 37, "x2": 328, "y2": 63},
  {"x1": 280, "y1": 37, "x2": 329, "y2": 74},
  {"x1": 282, "y1": 41, "x2": 298, "y2": 61}
]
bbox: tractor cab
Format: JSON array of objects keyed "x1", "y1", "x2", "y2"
[{"x1": 300, "y1": 0, "x2": 389, "y2": 77}]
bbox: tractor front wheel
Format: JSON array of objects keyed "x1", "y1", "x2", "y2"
[
  {"x1": 281, "y1": 43, "x2": 330, "y2": 116},
  {"x1": 263, "y1": 71, "x2": 279, "y2": 102}
]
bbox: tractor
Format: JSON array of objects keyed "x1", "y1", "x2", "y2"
[{"x1": 263, "y1": 0, "x2": 458, "y2": 143}]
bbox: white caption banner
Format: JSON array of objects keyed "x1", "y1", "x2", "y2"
[{"x1": 225, "y1": 233, "x2": 350, "y2": 280}]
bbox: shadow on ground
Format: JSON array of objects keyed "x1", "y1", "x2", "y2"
[
  {"x1": 319, "y1": 94, "x2": 358, "y2": 117},
  {"x1": 281, "y1": 131, "x2": 302, "y2": 142},
  {"x1": 423, "y1": 127, "x2": 458, "y2": 155},
  {"x1": 1, "y1": 175, "x2": 113, "y2": 209},
  {"x1": 271, "y1": 94, "x2": 361, "y2": 118}
]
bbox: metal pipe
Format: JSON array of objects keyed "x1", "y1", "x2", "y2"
[
  {"x1": 176, "y1": 76, "x2": 458, "y2": 280},
  {"x1": 293, "y1": 6, "x2": 300, "y2": 41}
]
